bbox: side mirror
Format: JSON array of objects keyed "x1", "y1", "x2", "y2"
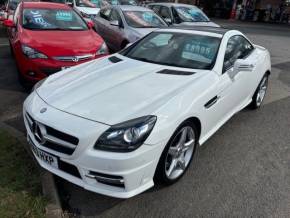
[
  {"x1": 87, "y1": 20, "x2": 94, "y2": 29},
  {"x1": 230, "y1": 59, "x2": 254, "y2": 79},
  {"x1": 110, "y1": 20, "x2": 119, "y2": 27},
  {"x1": 164, "y1": 18, "x2": 172, "y2": 25},
  {"x1": 66, "y1": 2, "x2": 74, "y2": 7},
  {"x1": 234, "y1": 59, "x2": 254, "y2": 72},
  {"x1": 3, "y1": 19, "x2": 15, "y2": 27}
]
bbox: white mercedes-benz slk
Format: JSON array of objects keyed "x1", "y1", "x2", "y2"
[{"x1": 23, "y1": 27, "x2": 271, "y2": 198}]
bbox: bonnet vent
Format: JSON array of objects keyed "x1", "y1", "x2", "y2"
[
  {"x1": 156, "y1": 69, "x2": 195, "y2": 76},
  {"x1": 108, "y1": 56, "x2": 123, "y2": 63}
]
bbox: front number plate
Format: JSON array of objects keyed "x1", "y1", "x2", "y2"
[{"x1": 30, "y1": 140, "x2": 58, "y2": 169}]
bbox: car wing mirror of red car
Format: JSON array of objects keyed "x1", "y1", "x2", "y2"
[
  {"x1": 87, "y1": 20, "x2": 94, "y2": 29},
  {"x1": 3, "y1": 19, "x2": 15, "y2": 27}
]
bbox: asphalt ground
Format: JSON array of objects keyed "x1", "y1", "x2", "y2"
[{"x1": 0, "y1": 20, "x2": 290, "y2": 217}]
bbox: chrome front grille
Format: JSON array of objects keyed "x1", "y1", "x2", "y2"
[
  {"x1": 25, "y1": 113, "x2": 79, "y2": 155},
  {"x1": 53, "y1": 54, "x2": 94, "y2": 62}
]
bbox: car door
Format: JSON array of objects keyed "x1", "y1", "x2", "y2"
[
  {"x1": 106, "y1": 8, "x2": 125, "y2": 51},
  {"x1": 94, "y1": 7, "x2": 111, "y2": 41},
  {"x1": 201, "y1": 35, "x2": 253, "y2": 137},
  {"x1": 222, "y1": 35, "x2": 256, "y2": 105}
]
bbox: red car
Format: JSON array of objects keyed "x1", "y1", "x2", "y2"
[{"x1": 3, "y1": 1, "x2": 108, "y2": 86}]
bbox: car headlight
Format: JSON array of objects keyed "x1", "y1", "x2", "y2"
[
  {"x1": 32, "y1": 78, "x2": 47, "y2": 92},
  {"x1": 22, "y1": 45, "x2": 48, "y2": 59},
  {"x1": 95, "y1": 116, "x2": 157, "y2": 152},
  {"x1": 96, "y1": 42, "x2": 108, "y2": 55}
]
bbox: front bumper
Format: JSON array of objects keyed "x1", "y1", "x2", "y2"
[
  {"x1": 15, "y1": 50, "x2": 105, "y2": 83},
  {"x1": 23, "y1": 92, "x2": 164, "y2": 198}
]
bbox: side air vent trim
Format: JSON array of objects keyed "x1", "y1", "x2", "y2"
[{"x1": 108, "y1": 56, "x2": 123, "y2": 63}]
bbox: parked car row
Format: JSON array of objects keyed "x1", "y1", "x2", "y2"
[
  {"x1": 2, "y1": 0, "x2": 219, "y2": 86},
  {"x1": 94, "y1": 5, "x2": 167, "y2": 51}
]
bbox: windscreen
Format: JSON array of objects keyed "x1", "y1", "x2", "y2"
[
  {"x1": 22, "y1": 8, "x2": 88, "y2": 30},
  {"x1": 123, "y1": 10, "x2": 167, "y2": 28},
  {"x1": 174, "y1": 6, "x2": 210, "y2": 22},
  {"x1": 122, "y1": 32, "x2": 221, "y2": 70}
]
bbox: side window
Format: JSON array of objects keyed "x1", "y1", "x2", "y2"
[
  {"x1": 223, "y1": 35, "x2": 254, "y2": 73},
  {"x1": 172, "y1": 7, "x2": 180, "y2": 23},
  {"x1": 159, "y1": 6, "x2": 171, "y2": 19},
  {"x1": 151, "y1": 5, "x2": 161, "y2": 14},
  {"x1": 109, "y1": 9, "x2": 120, "y2": 21},
  {"x1": 239, "y1": 36, "x2": 254, "y2": 59},
  {"x1": 9, "y1": 1, "x2": 18, "y2": 11},
  {"x1": 99, "y1": 8, "x2": 111, "y2": 20}
]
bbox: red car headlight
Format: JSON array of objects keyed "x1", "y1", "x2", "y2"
[
  {"x1": 21, "y1": 45, "x2": 48, "y2": 59},
  {"x1": 96, "y1": 43, "x2": 108, "y2": 55}
]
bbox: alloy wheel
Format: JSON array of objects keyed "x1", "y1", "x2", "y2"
[
  {"x1": 165, "y1": 126, "x2": 195, "y2": 180},
  {"x1": 256, "y1": 76, "x2": 268, "y2": 106}
]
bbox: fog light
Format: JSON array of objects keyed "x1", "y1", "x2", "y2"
[
  {"x1": 27, "y1": 71, "x2": 36, "y2": 77},
  {"x1": 86, "y1": 171, "x2": 125, "y2": 188}
]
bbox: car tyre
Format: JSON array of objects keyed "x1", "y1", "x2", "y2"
[
  {"x1": 249, "y1": 73, "x2": 269, "y2": 109},
  {"x1": 9, "y1": 42, "x2": 14, "y2": 57},
  {"x1": 15, "y1": 63, "x2": 32, "y2": 91},
  {"x1": 154, "y1": 121, "x2": 198, "y2": 185},
  {"x1": 18, "y1": 72, "x2": 31, "y2": 91}
]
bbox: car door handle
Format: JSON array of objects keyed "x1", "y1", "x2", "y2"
[{"x1": 204, "y1": 96, "x2": 219, "y2": 109}]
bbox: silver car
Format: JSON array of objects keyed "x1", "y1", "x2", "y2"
[
  {"x1": 148, "y1": 3, "x2": 220, "y2": 28},
  {"x1": 93, "y1": 5, "x2": 168, "y2": 52}
]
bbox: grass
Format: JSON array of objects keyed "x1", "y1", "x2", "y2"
[{"x1": 0, "y1": 130, "x2": 46, "y2": 218}]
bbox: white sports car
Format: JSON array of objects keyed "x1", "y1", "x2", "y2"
[{"x1": 23, "y1": 26, "x2": 271, "y2": 198}]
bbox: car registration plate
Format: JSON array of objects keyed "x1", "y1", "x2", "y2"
[{"x1": 29, "y1": 140, "x2": 58, "y2": 169}]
